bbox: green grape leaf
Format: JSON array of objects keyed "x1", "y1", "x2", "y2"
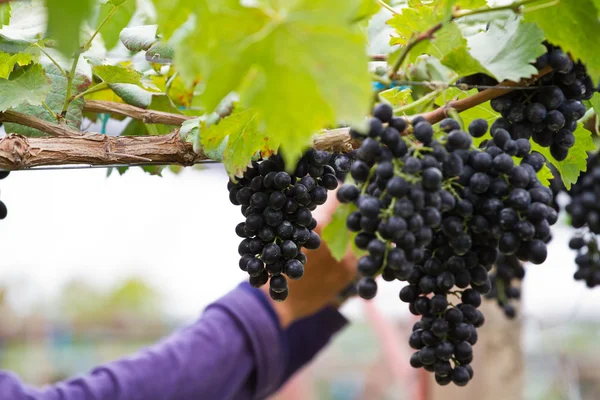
[
  {"x1": 46, "y1": 0, "x2": 94, "y2": 55},
  {"x1": 152, "y1": 0, "x2": 194, "y2": 40},
  {"x1": 465, "y1": 17, "x2": 545, "y2": 82},
  {"x1": 531, "y1": 123, "x2": 595, "y2": 190},
  {"x1": 536, "y1": 164, "x2": 554, "y2": 187},
  {"x1": 0, "y1": 2, "x2": 45, "y2": 42},
  {"x1": 5, "y1": 64, "x2": 91, "y2": 136},
  {"x1": 144, "y1": 95, "x2": 182, "y2": 135},
  {"x1": 387, "y1": 0, "x2": 487, "y2": 64},
  {"x1": 441, "y1": 44, "x2": 491, "y2": 78},
  {"x1": 120, "y1": 25, "x2": 158, "y2": 52},
  {"x1": 183, "y1": 1, "x2": 371, "y2": 172},
  {"x1": 524, "y1": 0, "x2": 600, "y2": 84},
  {"x1": 0, "y1": 4, "x2": 11, "y2": 28},
  {"x1": 0, "y1": 50, "x2": 35, "y2": 78},
  {"x1": 380, "y1": 87, "x2": 412, "y2": 108},
  {"x1": 108, "y1": 83, "x2": 153, "y2": 107},
  {"x1": 93, "y1": 64, "x2": 144, "y2": 87},
  {"x1": 145, "y1": 41, "x2": 174, "y2": 64},
  {"x1": 0, "y1": 64, "x2": 51, "y2": 112},
  {"x1": 201, "y1": 108, "x2": 276, "y2": 176},
  {"x1": 98, "y1": 0, "x2": 137, "y2": 50},
  {"x1": 590, "y1": 92, "x2": 600, "y2": 113},
  {"x1": 322, "y1": 203, "x2": 356, "y2": 262},
  {"x1": 121, "y1": 118, "x2": 148, "y2": 136}
]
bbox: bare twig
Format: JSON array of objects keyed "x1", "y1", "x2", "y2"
[
  {"x1": 0, "y1": 110, "x2": 80, "y2": 137},
  {"x1": 84, "y1": 100, "x2": 194, "y2": 125},
  {"x1": 422, "y1": 66, "x2": 552, "y2": 124},
  {"x1": 388, "y1": 0, "x2": 544, "y2": 79}
]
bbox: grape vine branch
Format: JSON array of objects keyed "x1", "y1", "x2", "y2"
[
  {"x1": 0, "y1": 67, "x2": 552, "y2": 170},
  {"x1": 388, "y1": 0, "x2": 544, "y2": 79}
]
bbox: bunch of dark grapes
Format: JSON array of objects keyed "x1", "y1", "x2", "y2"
[
  {"x1": 339, "y1": 104, "x2": 450, "y2": 300},
  {"x1": 228, "y1": 151, "x2": 338, "y2": 301},
  {"x1": 566, "y1": 153, "x2": 600, "y2": 287},
  {"x1": 339, "y1": 99, "x2": 559, "y2": 385},
  {"x1": 404, "y1": 125, "x2": 555, "y2": 386},
  {"x1": 0, "y1": 171, "x2": 8, "y2": 220},
  {"x1": 487, "y1": 43, "x2": 594, "y2": 161},
  {"x1": 485, "y1": 254, "x2": 523, "y2": 319}
]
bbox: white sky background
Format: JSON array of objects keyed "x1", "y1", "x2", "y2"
[{"x1": 0, "y1": 121, "x2": 599, "y2": 324}]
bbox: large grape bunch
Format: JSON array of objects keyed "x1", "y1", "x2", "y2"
[
  {"x1": 0, "y1": 171, "x2": 8, "y2": 220},
  {"x1": 227, "y1": 151, "x2": 345, "y2": 301},
  {"x1": 462, "y1": 43, "x2": 594, "y2": 161},
  {"x1": 566, "y1": 153, "x2": 600, "y2": 287},
  {"x1": 337, "y1": 102, "x2": 557, "y2": 386}
]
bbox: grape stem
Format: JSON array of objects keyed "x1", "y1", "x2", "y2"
[
  {"x1": 422, "y1": 66, "x2": 553, "y2": 125},
  {"x1": 388, "y1": 0, "x2": 546, "y2": 79}
]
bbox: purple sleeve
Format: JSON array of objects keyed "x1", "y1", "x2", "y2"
[
  {"x1": 0, "y1": 283, "x2": 348, "y2": 400},
  {"x1": 0, "y1": 285, "x2": 285, "y2": 400}
]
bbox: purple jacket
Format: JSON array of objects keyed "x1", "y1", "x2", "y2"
[{"x1": 0, "y1": 283, "x2": 348, "y2": 399}]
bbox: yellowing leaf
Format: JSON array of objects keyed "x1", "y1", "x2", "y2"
[{"x1": 0, "y1": 51, "x2": 34, "y2": 78}]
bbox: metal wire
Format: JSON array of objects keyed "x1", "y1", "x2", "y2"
[
  {"x1": 391, "y1": 80, "x2": 541, "y2": 91},
  {"x1": 0, "y1": 160, "x2": 222, "y2": 172}
]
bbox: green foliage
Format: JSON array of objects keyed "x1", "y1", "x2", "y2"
[
  {"x1": 92, "y1": 64, "x2": 145, "y2": 86},
  {"x1": 0, "y1": 64, "x2": 51, "y2": 112},
  {"x1": 380, "y1": 87, "x2": 412, "y2": 108},
  {"x1": 151, "y1": 0, "x2": 193, "y2": 40},
  {"x1": 179, "y1": 0, "x2": 373, "y2": 172},
  {"x1": 0, "y1": 4, "x2": 11, "y2": 28},
  {"x1": 462, "y1": 18, "x2": 545, "y2": 82},
  {"x1": 5, "y1": 64, "x2": 91, "y2": 135},
  {"x1": 201, "y1": 108, "x2": 276, "y2": 177},
  {"x1": 97, "y1": 0, "x2": 136, "y2": 50},
  {"x1": 524, "y1": 0, "x2": 600, "y2": 84},
  {"x1": 120, "y1": 25, "x2": 158, "y2": 52},
  {"x1": 534, "y1": 164, "x2": 554, "y2": 187},
  {"x1": 531, "y1": 124, "x2": 596, "y2": 190},
  {"x1": 0, "y1": 50, "x2": 36, "y2": 79},
  {"x1": 46, "y1": 0, "x2": 94, "y2": 55},
  {"x1": 322, "y1": 203, "x2": 356, "y2": 261}
]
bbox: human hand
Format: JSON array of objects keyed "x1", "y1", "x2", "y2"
[{"x1": 263, "y1": 193, "x2": 358, "y2": 328}]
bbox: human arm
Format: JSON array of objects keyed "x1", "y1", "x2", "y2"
[{"x1": 0, "y1": 197, "x2": 356, "y2": 400}]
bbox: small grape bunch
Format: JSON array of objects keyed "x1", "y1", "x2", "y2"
[{"x1": 228, "y1": 151, "x2": 339, "y2": 301}]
